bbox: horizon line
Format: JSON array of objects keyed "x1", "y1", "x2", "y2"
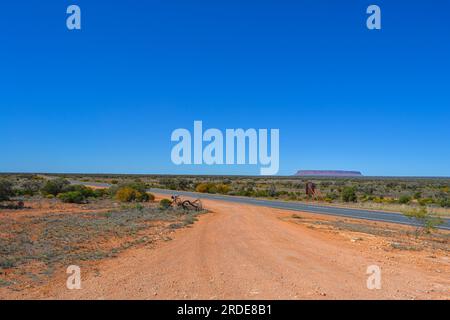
[{"x1": 0, "y1": 171, "x2": 449, "y2": 179}]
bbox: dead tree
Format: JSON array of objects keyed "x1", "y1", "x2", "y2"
[{"x1": 171, "y1": 195, "x2": 203, "y2": 211}]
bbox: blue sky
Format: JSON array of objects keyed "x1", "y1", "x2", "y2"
[{"x1": 0, "y1": 0, "x2": 449, "y2": 176}]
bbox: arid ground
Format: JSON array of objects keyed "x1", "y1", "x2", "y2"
[{"x1": 1, "y1": 195, "x2": 448, "y2": 300}]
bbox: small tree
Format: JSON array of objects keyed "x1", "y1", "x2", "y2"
[
  {"x1": 57, "y1": 191, "x2": 86, "y2": 204},
  {"x1": 18, "y1": 179, "x2": 43, "y2": 196},
  {"x1": 398, "y1": 195, "x2": 411, "y2": 204},
  {"x1": 342, "y1": 186, "x2": 357, "y2": 202},
  {"x1": 403, "y1": 207, "x2": 444, "y2": 237},
  {"x1": 41, "y1": 178, "x2": 70, "y2": 196},
  {"x1": 0, "y1": 179, "x2": 14, "y2": 201}
]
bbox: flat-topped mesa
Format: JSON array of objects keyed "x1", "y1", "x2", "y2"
[{"x1": 295, "y1": 170, "x2": 363, "y2": 177}]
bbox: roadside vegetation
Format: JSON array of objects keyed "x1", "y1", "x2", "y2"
[
  {"x1": 32, "y1": 173, "x2": 450, "y2": 216},
  {"x1": 0, "y1": 201, "x2": 203, "y2": 289},
  {"x1": 286, "y1": 213, "x2": 449, "y2": 253},
  {"x1": 403, "y1": 207, "x2": 444, "y2": 237},
  {"x1": 0, "y1": 175, "x2": 155, "y2": 206},
  {"x1": 0, "y1": 174, "x2": 204, "y2": 290}
]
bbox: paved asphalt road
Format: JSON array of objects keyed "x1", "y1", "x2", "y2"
[
  {"x1": 150, "y1": 188, "x2": 450, "y2": 230},
  {"x1": 70, "y1": 181, "x2": 450, "y2": 230}
]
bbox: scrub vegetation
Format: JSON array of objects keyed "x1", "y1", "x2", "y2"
[{"x1": 28, "y1": 173, "x2": 449, "y2": 215}]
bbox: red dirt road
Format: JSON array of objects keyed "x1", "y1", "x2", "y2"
[{"x1": 6, "y1": 198, "x2": 450, "y2": 300}]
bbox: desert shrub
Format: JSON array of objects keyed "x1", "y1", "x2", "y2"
[
  {"x1": 418, "y1": 198, "x2": 434, "y2": 206},
  {"x1": 413, "y1": 192, "x2": 422, "y2": 199},
  {"x1": 137, "y1": 192, "x2": 150, "y2": 202},
  {"x1": 195, "y1": 183, "x2": 209, "y2": 193},
  {"x1": 57, "y1": 191, "x2": 85, "y2": 204},
  {"x1": 111, "y1": 180, "x2": 119, "y2": 184},
  {"x1": 372, "y1": 196, "x2": 384, "y2": 203},
  {"x1": 114, "y1": 187, "x2": 150, "y2": 203},
  {"x1": 382, "y1": 197, "x2": 397, "y2": 204},
  {"x1": 216, "y1": 184, "x2": 230, "y2": 194},
  {"x1": 147, "y1": 193, "x2": 155, "y2": 201},
  {"x1": 159, "y1": 198, "x2": 172, "y2": 209},
  {"x1": 342, "y1": 187, "x2": 357, "y2": 202},
  {"x1": 62, "y1": 185, "x2": 96, "y2": 198},
  {"x1": 325, "y1": 192, "x2": 339, "y2": 201},
  {"x1": 236, "y1": 188, "x2": 255, "y2": 197},
  {"x1": 128, "y1": 181, "x2": 147, "y2": 193},
  {"x1": 195, "y1": 183, "x2": 217, "y2": 193},
  {"x1": 112, "y1": 181, "x2": 148, "y2": 194},
  {"x1": 41, "y1": 178, "x2": 70, "y2": 196},
  {"x1": 115, "y1": 187, "x2": 138, "y2": 202},
  {"x1": 159, "y1": 178, "x2": 176, "y2": 190},
  {"x1": 403, "y1": 207, "x2": 444, "y2": 236},
  {"x1": 93, "y1": 188, "x2": 107, "y2": 198},
  {"x1": 106, "y1": 185, "x2": 120, "y2": 197},
  {"x1": 0, "y1": 179, "x2": 14, "y2": 201},
  {"x1": 255, "y1": 189, "x2": 269, "y2": 197},
  {"x1": 398, "y1": 195, "x2": 411, "y2": 204},
  {"x1": 175, "y1": 179, "x2": 190, "y2": 190},
  {"x1": 362, "y1": 195, "x2": 374, "y2": 202},
  {"x1": 17, "y1": 179, "x2": 43, "y2": 196},
  {"x1": 207, "y1": 184, "x2": 218, "y2": 194},
  {"x1": 439, "y1": 198, "x2": 450, "y2": 208}
]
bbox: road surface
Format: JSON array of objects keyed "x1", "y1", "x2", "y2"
[
  {"x1": 70, "y1": 181, "x2": 450, "y2": 230},
  {"x1": 151, "y1": 189, "x2": 450, "y2": 230}
]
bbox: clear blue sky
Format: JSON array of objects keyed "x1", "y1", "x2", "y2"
[{"x1": 1, "y1": 0, "x2": 449, "y2": 176}]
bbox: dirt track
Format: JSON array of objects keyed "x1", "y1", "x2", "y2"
[{"x1": 6, "y1": 198, "x2": 450, "y2": 300}]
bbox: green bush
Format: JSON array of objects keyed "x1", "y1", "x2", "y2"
[
  {"x1": 18, "y1": 180, "x2": 43, "y2": 196},
  {"x1": 342, "y1": 187, "x2": 357, "y2": 202},
  {"x1": 57, "y1": 191, "x2": 85, "y2": 204},
  {"x1": 159, "y1": 198, "x2": 172, "y2": 209},
  {"x1": 127, "y1": 182, "x2": 148, "y2": 194},
  {"x1": 138, "y1": 192, "x2": 150, "y2": 202},
  {"x1": 195, "y1": 183, "x2": 219, "y2": 194},
  {"x1": 418, "y1": 198, "x2": 434, "y2": 206},
  {"x1": 325, "y1": 192, "x2": 339, "y2": 201},
  {"x1": 413, "y1": 192, "x2": 422, "y2": 199},
  {"x1": 0, "y1": 179, "x2": 14, "y2": 201},
  {"x1": 255, "y1": 190, "x2": 269, "y2": 197},
  {"x1": 94, "y1": 188, "x2": 108, "y2": 198},
  {"x1": 398, "y1": 195, "x2": 411, "y2": 204},
  {"x1": 439, "y1": 198, "x2": 450, "y2": 208},
  {"x1": 41, "y1": 178, "x2": 70, "y2": 196},
  {"x1": 62, "y1": 185, "x2": 96, "y2": 198}
]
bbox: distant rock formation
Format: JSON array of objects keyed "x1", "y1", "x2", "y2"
[{"x1": 295, "y1": 170, "x2": 363, "y2": 177}]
